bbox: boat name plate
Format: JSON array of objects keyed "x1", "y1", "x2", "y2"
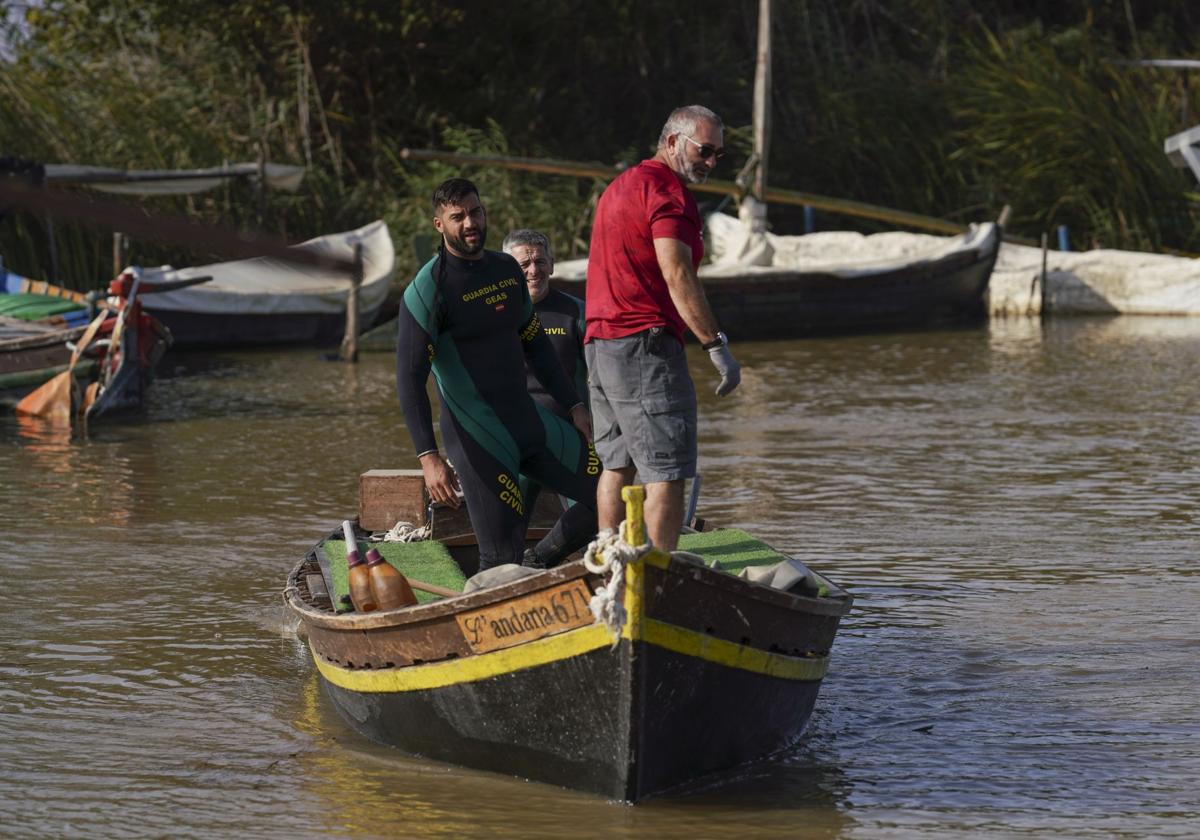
[{"x1": 455, "y1": 580, "x2": 595, "y2": 654}]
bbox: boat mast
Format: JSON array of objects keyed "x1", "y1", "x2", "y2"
[
  {"x1": 741, "y1": 0, "x2": 772, "y2": 238},
  {"x1": 752, "y1": 0, "x2": 771, "y2": 208}
]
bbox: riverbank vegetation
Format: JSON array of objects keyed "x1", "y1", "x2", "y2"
[{"x1": 2, "y1": 1, "x2": 1200, "y2": 289}]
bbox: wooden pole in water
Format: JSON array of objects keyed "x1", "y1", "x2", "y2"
[
  {"x1": 752, "y1": 0, "x2": 772, "y2": 205},
  {"x1": 111, "y1": 232, "x2": 124, "y2": 278},
  {"x1": 339, "y1": 242, "x2": 363, "y2": 362}
]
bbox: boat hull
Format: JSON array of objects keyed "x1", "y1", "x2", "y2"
[
  {"x1": 145, "y1": 307, "x2": 384, "y2": 348},
  {"x1": 319, "y1": 634, "x2": 825, "y2": 801},
  {"x1": 138, "y1": 219, "x2": 396, "y2": 349},
  {"x1": 0, "y1": 324, "x2": 87, "y2": 405},
  {"x1": 0, "y1": 309, "x2": 168, "y2": 415},
  {"x1": 323, "y1": 641, "x2": 632, "y2": 798},
  {"x1": 552, "y1": 221, "x2": 1001, "y2": 340},
  {"x1": 699, "y1": 245, "x2": 995, "y2": 338}
]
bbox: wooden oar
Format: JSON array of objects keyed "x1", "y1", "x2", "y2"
[
  {"x1": 14, "y1": 307, "x2": 109, "y2": 425},
  {"x1": 407, "y1": 578, "x2": 460, "y2": 598}
]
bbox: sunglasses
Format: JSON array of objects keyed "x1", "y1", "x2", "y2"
[{"x1": 681, "y1": 133, "x2": 726, "y2": 161}]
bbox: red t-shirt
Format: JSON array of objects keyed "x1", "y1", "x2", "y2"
[{"x1": 584, "y1": 159, "x2": 703, "y2": 343}]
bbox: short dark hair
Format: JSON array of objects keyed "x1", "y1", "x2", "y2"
[{"x1": 432, "y1": 178, "x2": 480, "y2": 214}]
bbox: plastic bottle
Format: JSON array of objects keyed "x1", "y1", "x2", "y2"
[
  {"x1": 343, "y1": 520, "x2": 376, "y2": 613},
  {"x1": 366, "y1": 547, "x2": 418, "y2": 610}
]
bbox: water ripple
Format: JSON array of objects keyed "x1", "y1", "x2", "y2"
[{"x1": 2, "y1": 325, "x2": 1199, "y2": 837}]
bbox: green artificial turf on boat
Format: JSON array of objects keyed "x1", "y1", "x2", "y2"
[
  {"x1": 676, "y1": 528, "x2": 791, "y2": 575},
  {"x1": 324, "y1": 538, "x2": 467, "y2": 611}
]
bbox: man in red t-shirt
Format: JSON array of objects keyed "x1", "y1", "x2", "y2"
[{"x1": 584, "y1": 104, "x2": 741, "y2": 552}]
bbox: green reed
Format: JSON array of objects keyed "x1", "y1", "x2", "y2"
[{"x1": 4, "y1": 1, "x2": 1200, "y2": 291}]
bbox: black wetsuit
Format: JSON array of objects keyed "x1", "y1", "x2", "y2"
[
  {"x1": 525, "y1": 289, "x2": 587, "y2": 417},
  {"x1": 396, "y1": 249, "x2": 600, "y2": 571},
  {"x1": 520, "y1": 289, "x2": 587, "y2": 523}
]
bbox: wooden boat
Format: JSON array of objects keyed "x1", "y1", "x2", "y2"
[
  {"x1": 0, "y1": 268, "x2": 96, "y2": 400},
  {"x1": 0, "y1": 267, "x2": 184, "y2": 418},
  {"x1": 136, "y1": 220, "x2": 395, "y2": 348},
  {"x1": 285, "y1": 484, "x2": 852, "y2": 802},
  {"x1": 552, "y1": 217, "x2": 1001, "y2": 339},
  {"x1": 0, "y1": 268, "x2": 93, "y2": 327}
]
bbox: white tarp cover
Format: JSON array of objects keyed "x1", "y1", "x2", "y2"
[
  {"x1": 989, "y1": 241, "x2": 1200, "y2": 316},
  {"x1": 706, "y1": 198, "x2": 1200, "y2": 316},
  {"x1": 43, "y1": 163, "x2": 305, "y2": 195},
  {"x1": 557, "y1": 194, "x2": 1200, "y2": 316},
  {"x1": 553, "y1": 197, "x2": 996, "y2": 281},
  {"x1": 138, "y1": 219, "x2": 395, "y2": 316},
  {"x1": 702, "y1": 203, "x2": 996, "y2": 277}
]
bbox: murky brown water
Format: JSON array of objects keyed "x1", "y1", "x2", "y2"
[{"x1": 2, "y1": 316, "x2": 1198, "y2": 838}]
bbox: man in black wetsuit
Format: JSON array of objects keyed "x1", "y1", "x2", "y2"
[
  {"x1": 502, "y1": 229, "x2": 588, "y2": 542},
  {"x1": 396, "y1": 179, "x2": 600, "y2": 572}
]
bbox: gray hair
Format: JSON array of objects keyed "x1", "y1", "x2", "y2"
[
  {"x1": 502, "y1": 229, "x2": 554, "y2": 261},
  {"x1": 657, "y1": 105, "x2": 723, "y2": 149}
]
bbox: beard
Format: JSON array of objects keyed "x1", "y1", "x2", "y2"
[
  {"x1": 672, "y1": 144, "x2": 708, "y2": 185},
  {"x1": 445, "y1": 223, "x2": 487, "y2": 256}
]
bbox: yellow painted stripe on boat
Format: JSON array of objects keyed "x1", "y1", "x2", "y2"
[
  {"x1": 642, "y1": 549, "x2": 672, "y2": 571},
  {"x1": 624, "y1": 552, "x2": 827, "y2": 681},
  {"x1": 639, "y1": 618, "x2": 829, "y2": 681},
  {"x1": 313, "y1": 623, "x2": 616, "y2": 693},
  {"x1": 314, "y1": 551, "x2": 827, "y2": 693}
]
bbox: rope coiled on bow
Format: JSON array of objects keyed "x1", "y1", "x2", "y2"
[{"x1": 582, "y1": 523, "x2": 646, "y2": 646}]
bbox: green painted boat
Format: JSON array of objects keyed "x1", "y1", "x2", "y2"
[{"x1": 0, "y1": 267, "x2": 172, "y2": 418}]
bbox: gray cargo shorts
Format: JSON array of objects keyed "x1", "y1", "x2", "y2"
[{"x1": 585, "y1": 327, "x2": 697, "y2": 483}]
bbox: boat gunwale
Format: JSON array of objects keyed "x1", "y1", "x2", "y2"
[
  {"x1": 285, "y1": 529, "x2": 854, "y2": 635},
  {"x1": 0, "y1": 322, "x2": 89, "y2": 352},
  {"x1": 653, "y1": 552, "x2": 853, "y2": 618},
  {"x1": 285, "y1": 548, "x2": 600, "y2": 631}
]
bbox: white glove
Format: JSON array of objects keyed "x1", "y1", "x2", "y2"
[{"x1": 708, "y1": 344, "x2": 741, "y2": 396}]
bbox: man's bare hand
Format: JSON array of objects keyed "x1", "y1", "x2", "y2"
[
  {"x1": 569, "y1": 404, "x2": 594, "y2": 443},
  {"x1": 419, "y1": 452, "x2": 461, "y2": 508}
]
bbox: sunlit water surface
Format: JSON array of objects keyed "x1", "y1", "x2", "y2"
[{"x1": 1, "y1": 316, "x2": 1197, "y2": 838}]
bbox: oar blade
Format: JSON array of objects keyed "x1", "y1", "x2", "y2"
[{"x1": 14, "y1": 370, "x2": 75, "y2": 425}]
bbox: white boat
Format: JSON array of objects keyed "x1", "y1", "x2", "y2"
[
  {"x1": 554, "y1": 204, "x2": 1001, "y2": 339},
  {"x1": 138, "y1": 219, "x2": 396, "y2": 348}
]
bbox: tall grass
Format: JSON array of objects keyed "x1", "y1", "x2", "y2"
[
  {"x1": 0, "y1": 14, "x2": 607, "y2": 289},
  {"x1": 949, "y1": 25, "x2": 1200, "y2": 251},
  {"x1": 4, "y1": 2, "x2": 1200, "y2": 289}
]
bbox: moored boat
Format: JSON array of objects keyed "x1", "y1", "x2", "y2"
[
  {"x1": 1, "y1": 267, "x2": 182, "y2": 420},
  {"x1": 1, "y1": 266, "x2": 93, "y2": 328},
  {"x1": 137, "y1": 219, "x2": 396, "y2": 348},
  {"x1": 285, "y1": 485, "x2": 852, "y2": 801},
  {"x1": 553, "y1": 213, "x2": 1001, "y2": 339}
]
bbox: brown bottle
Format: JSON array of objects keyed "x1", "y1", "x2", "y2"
[
  {"x1": 343, "y1": 520, "x2": 376, "y2": 613},
  {"x1": 366, "y1": 547, "x2": 417, "y2": 610}
]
